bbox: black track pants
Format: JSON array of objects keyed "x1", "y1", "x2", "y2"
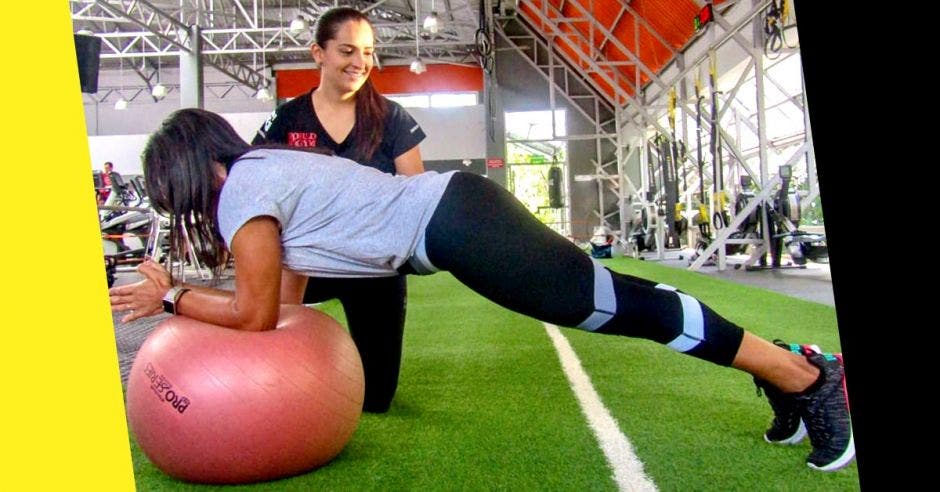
[
  {"x1": 420, "y1": 172, "x2": 745, "y2": 366},
  {"x1": 303, "y1": 275, "x2": 406, "y2": 413}
]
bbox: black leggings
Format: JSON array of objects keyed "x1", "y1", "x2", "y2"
[
  {"x1": 303, "y1": 276, "x2": 406, "y2": 413},
  {"x1": 421, "y1": 172, "x2": 745, "y2": 366}
]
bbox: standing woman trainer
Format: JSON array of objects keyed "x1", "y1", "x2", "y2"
[{"x1": 252, "y1": 7, "x2": 424, "y2": 412}]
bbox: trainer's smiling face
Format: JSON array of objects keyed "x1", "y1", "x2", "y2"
[{"x1": 312, "y1": 19, "x2": 375, "y2": 99}]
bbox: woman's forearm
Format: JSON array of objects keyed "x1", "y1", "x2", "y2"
[
  {"x1": 173, "y1": 284, "x2": 277, "y2": 332},
  {"x1": 109, "y1": 218, "x2": 283, "y2": 331}
]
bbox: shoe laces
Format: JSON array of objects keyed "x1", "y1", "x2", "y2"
[{"x1": 754, "y1": 378, "x2": 798, "y2": 425}]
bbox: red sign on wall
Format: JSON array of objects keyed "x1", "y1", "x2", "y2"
[{"x1": 486, "y1": 158, "x2": 505, "y2": 169}]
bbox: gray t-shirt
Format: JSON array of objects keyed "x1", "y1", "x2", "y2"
[{"x1": 217, "y1": 148, "x2": 455, "y2": 277}]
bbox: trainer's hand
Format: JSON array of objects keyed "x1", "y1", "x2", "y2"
[{"x1": 108, "y1": 258, "x2": 173, "y2": 323}]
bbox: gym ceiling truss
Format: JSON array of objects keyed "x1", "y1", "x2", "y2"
[
  {"x1": 76, "y1": 1, "x2": 817, "y2": 272},
  {"x1": 509, "y1": 0, "x2": 815, "y2": 270},
  {"x1": 71, "y1": 0, "x2": 483, "y2": 102}
]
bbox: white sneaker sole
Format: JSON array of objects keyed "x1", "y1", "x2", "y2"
[
  {"x1": 807, "y1": 433, "x2": 855, "y2": 472},
  {"x1": 764, "y1": 419, "x2": 807, "y2": 445}
]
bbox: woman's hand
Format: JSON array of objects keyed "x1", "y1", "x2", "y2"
[{"x1": 108, "y1": 258, "x2": 172, "y2": 323}]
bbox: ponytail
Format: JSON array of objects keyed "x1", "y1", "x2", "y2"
[{"x1": 353, "y1": 78, "x2": 388, "y2": 163}]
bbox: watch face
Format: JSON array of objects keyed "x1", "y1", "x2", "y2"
[{"x1": 163, "y1": 287, "x2": 178, "y2": 314}]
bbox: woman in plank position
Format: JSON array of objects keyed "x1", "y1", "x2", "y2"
[{"x1": 110, "y1": 108, "x2": 854, "y2": 472}]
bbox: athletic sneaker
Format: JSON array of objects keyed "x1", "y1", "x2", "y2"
[
  {"x1": 796, "y1": 352, "x2": 855, "y2": 471},
  {"x1": 754, "y1": 376, "x2": 807, "y2": 444},
  {"x1": 753, "y1": 340, "x2": 817, "y2": 445}
]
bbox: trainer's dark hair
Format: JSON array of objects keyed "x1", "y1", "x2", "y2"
[
  {"x1": 314, "y1": 6, "x2": 388, "y2": 163},
  {"x1": 142, "y1": 108, "x2": 250, "y2": 279}
]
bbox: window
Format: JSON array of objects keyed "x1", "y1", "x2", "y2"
[
  {"x1": 430, "y1": 93, "x2": 478, "y2": 107},
  {"x1": 387, "y1": 94, "x2": 430, "y2": 108},
  {"x1": 504, "y1": 110, "x2": 570, "y2": 237},
  {"x1": 387, "y1": 92, "x2": 478, "y2": 108}
]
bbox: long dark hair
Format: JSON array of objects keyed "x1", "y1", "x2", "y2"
[
  {"x1": 315, "y1": 6, "x2": 388, "y2": 163},
  {"x1": 142, "y1": 108, "x2": 250, "y2": 279}
]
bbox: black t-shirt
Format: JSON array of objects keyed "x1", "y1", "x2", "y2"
[{"x1": 252, "y1": 90, "x2": 426, "y2": 175}]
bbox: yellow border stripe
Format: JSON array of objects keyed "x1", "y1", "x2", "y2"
[{"x1": 0, "y1": 5, "x2": 135, "y2": 490}]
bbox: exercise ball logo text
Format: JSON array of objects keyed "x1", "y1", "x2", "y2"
[{"x1": 144, "y1": 362, "x2": 191, "y2": 414}]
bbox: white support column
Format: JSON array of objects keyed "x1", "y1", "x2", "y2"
[
  {"x1": 678, "y1": 54, "x2": 695, "y2": 247},
  {"x1": 595, "y1": 99, "x2": 606, "y2": 231},
  {"x1": 616, "y1": 109, "x2": 633, "y2": 254},
  {"x1": 802, "y1": 70, "x2": 819, "y2": 208},
  {"x1": 753, "y1": 2, "x2": 771, "y2": 257},
  {"x1": 549, "y1": 31, "x2": 558, "y2": 139},
  {"x1": 179, "y1": 25, "x2": 204, "y2": 109}
]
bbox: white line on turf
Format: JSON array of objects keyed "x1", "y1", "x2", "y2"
[{"x1": 544, "y1": 323, "x2": 657, "y2": 492}]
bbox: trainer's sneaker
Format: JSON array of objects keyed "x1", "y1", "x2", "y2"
[
  {"x1": 796, "y1": 352, "x2": 855, "y2": 471},
  {"x1": 753, "y1": 340, "x2": 818, "y2": 444}
]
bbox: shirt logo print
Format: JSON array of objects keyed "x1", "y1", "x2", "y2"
[{"x1": 288, "y1": 132, "x2": 318, "y2": 147}]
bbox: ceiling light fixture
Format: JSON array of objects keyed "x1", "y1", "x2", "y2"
[
  {"x1": 256, "y1": 87, "x2": 273, "y2": 101},
  {"x1": 147, "y1": 39, "x2": 168, "y2": 100},
  {"x1": 115, "y1": 57, "x2": 127, "y2": 110},
  {"x1": 409, "y1": 57, "x2": 427, "y2": 74},
  {"x1": 151, "y1": 83, "x2": 168, "y2": 99},
  {"x1": 255, "y1": 1, "x2": 274, "y2": 102},
  {"x1": 423, "y1": 0, "x2": 440, "y2": 35},
  {"x1": 412, "y1": 1, "x2": 426, "y2": 75},
  {"x1": 289, "y1": 15, "x2": 308, "y2": 36},
  {"x1": 423, "y1": 14, "x2": 440, "y2": 34}
]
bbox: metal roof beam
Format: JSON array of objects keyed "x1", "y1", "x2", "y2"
[
  {"x1": 90, "y1": 0, "x2": 269, "y2": 90},
  {"x1": 519, "y1": 1, "x2": 637, "y2": 97},
  {"x1": 596, "y1": 6, "x2": 627, "y2": 54},
  {"x1": 717, "y1": 56, "x2": 755, "y2": 122},
  {"x1": 522, "y1": 1, "x2": 697, "y2": 151},
  {"x1": 610, "y1": 0, "x2": 677, "y2": 59},
  {"x1": 550, "y1": 0, "x2": 664, "y2": 93},
  {"x1": 90, "y1": 23, "x2": 474, "y2": 56},
  {"x1": 619, "y1": 0, "x2": 772, "y2": 127}
]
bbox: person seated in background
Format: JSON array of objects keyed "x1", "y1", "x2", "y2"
[
  {"x1": 97, "y1": 161, "x2": 121, "y2": 203},
  {"x1": 590, "y1": 226, "x2": 615, "y2": 259}
]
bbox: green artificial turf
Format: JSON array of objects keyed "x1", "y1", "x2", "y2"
[
  {"x1": 128, "y1": 257, "x2": 858, "y2": 491},
  {"x1": 564, "y1": 257, "x2": 858, "y2": 490}
]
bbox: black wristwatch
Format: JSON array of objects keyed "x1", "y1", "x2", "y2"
[{"x1": 162, "y1": 286, "x2": 190, "y2": 315}]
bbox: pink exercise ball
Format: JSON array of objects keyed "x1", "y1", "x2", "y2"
[{"x1": 125, "y1": 305, "x2": 365, "y2": 484}]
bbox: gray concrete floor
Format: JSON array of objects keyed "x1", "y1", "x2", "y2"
[{"x1": 638, "y1": 248, "x2": 834, "y2": 306}]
